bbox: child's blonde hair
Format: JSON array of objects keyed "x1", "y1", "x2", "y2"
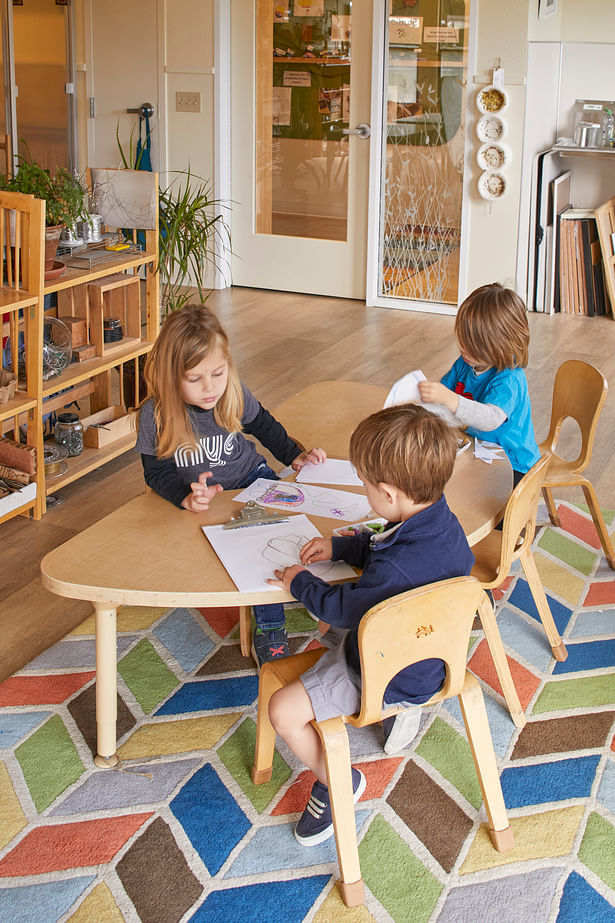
[
  {"x1": 350, "y1": 404, "x2": 457, "y2": 504},
  {"x1": 455, "y1": 283, "x2": 529, "y2": 371},
  {"x1": 142, "y1": 303, "x2": 243, "y2": 458}
]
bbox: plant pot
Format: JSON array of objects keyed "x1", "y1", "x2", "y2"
[{"x1": 44, "y1": 225, "x2": 64, "y2": 271}]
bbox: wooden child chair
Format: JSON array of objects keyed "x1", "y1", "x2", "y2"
[
  {"x1": 538, "y1": 359, "x2": 614, "y2": 570},
  {"x1": 252, "y1": 576, "x2": 514, "y2": 907},
  {"x1": 471, "y1": 453, "x2": 567, "y2": 718}
]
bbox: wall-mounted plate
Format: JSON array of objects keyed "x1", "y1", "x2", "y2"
[
  {"x1": 478, "y1": 171, "x2": 507, "y2": 199},
  {"x1": 476, "y1": 141, "x2": 512, "y2": 171},
  {"x1": 476, "y1": 114, "x2": 506, "y2": 142},
  {"x1": 476, "y1": 85, "x2": 509, "y2": 115}
]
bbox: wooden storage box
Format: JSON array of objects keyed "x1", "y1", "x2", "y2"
[
  {"x1": 56, "y1": 316, "x2": 88, "y2": 348},
  {"x1": 82, "y1": 405, "x2": 137, "y2": 448},
  {"x1": 0, "y1": 369, "x2": 17, "y2": 403},
  {"x1": 88, "y1": 273, "x2": 141, "y2": 357}
]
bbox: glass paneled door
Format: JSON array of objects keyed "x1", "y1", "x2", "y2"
[
  {"x1": 231, "y1": 0, "x2": 372, "y2": 299},
  {"x1": 231, "y1": 0, "x2": 472, "y2": 309},
  {"x1": 370, "y1": 0, "x2": 471, "y2": 310}
]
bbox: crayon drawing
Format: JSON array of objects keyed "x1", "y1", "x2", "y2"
[
  {"x1": 234, "y1": 478, "x2": 372, "y2": 521},
  {"x1": 202, "y1": 514, "x2": 356, "y2": 593}
]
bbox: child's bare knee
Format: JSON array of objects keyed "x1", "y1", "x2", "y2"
[{"x1": 268, "y1": 688, "x2": 286, "y2": 731}]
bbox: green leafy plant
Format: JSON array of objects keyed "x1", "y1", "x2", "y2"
[
  {"x1": 158, "y1": 168, "x2": 229, "y2": 315},
  {"x1": 0, "y1": 147, "x2": 88, "y2": 228}
]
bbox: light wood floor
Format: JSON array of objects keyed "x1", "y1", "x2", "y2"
[{"x1": 1, "y1": 286, "x2": 614, "y2": 681}]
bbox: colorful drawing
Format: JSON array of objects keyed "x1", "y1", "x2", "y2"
[{"x1": 259, "y1": 483, "x2": 305, "y2": 506}]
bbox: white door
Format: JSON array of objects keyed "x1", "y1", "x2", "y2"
[
  {"x1": 231, "y1": 0, "x2": 473, "y2": 311},
  {"x1": 230, "y1": 0, "x2": 373, "y2": 299},
  {"x1": 84, "y1": 0, "x2": 160, "y2": 171}
]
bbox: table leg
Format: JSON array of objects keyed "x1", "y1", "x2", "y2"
[
  {"x1": 93, "y1": 602, "x2": 120, "y2": 768},
  {"x1": 239, "y1": 606, "x2": 252, "y2": 658}
]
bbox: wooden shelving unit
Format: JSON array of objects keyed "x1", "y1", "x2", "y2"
[
  {"x1": 1, "y1": 171, "x2": 160, "y2": 521},
  {"x1": 0, "y1": 191, "x2": 45, "y2": 522}
]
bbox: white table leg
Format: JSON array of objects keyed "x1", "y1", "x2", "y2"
[{"x1": 93, "y1": 602, "x2": 120, "y2": 768}]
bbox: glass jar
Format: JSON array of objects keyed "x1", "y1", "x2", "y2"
[{"x1": 54, "y1": 412, "x2": 84, "y2": 457}]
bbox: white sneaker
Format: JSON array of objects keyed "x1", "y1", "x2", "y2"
[{"x1": 382, "y1": 708, "x2": 421, "y2": 755}]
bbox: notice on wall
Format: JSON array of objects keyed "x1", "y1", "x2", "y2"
[
  {"x1": 293, "y1": 0, "x2": 324, "y2": 16},
  {"x1": 272, "y1": 87, "x2": 292, "y2": 126},
  {"x1": 423, "y1": 26, "x2": 459, "y2": 43},
  {"x1": 331, "y1": 14, "x2": 351, "y2": 42},
  {"x1": 283, "y1": 70, "x2": 312, "y2": 87}
]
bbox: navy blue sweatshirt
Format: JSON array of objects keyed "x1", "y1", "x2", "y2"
[{"x1": 290, "y1": 495, "x2": 475, "y2": 704}]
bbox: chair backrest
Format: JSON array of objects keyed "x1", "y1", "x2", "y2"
[
  {"x1": 542, "y1": 360, "x2": 607, "y2": 473},
  {"x1": 0, "y1": 190, "x2": 45, "y2": 292},
  {"x1": 350, "y1": 576, "x2": 483, "y2": 728},
  {"x1": 498, "y1": 453, "x2": 551, "y2": 567}
]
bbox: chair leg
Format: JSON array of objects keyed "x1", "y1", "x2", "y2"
[
  {"x1": 239, "y1": 606, "x2": 251, "y2": 658},
  {"x1": 458, "y1": 672, "x2": 515, "y2": 853},
  {"x1": 541, "y1": 486, "x2": 561, "y2": 527},
  {"x1": 252, "y1": 662, "x2": 285, "y2": 784},
  {"x1": 316, "y1": 717, "x2": 365, "y2": 907},
  {"x1": 520, "y1": 550, "x2": 568, "y2": 661},
  {"x1": 252, "y1": 650, "x2": 326, "y2": 785},
  {"x1": 580, "y1": 479, "x2": 615, "y2": 570},
  {"x1": 477, "y1": 593, "x2": 526, "y2": 728}
]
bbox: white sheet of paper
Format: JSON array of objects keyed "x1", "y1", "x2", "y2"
[
  {"x1": 296, "y1": 458, "x2": 362, "y2": 486},
  {"x1": 474, "y1": 439, "x2": 506, "y2": 464},
  {"x1": 384, "y1": 369, "x2": 427, "y2": 407},
  {"x1": 234, "y1": 478, "x2": 372, "y2": 521},
  {"x1": 202, "y1": 514, "x2": 356, "y2": 593}
]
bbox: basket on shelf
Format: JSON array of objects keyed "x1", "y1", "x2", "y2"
[{"x1": 0, "y1": 369, "x2": 17, "y2": 403}]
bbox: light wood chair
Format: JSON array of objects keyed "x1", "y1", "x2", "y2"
[
  {"x1": 538, "y1": 359, "x2": 614, "y2": 570},
  {"x1": 471, "y1": 454, "x2": 567, "y2": 716},
  {"x1": 252, "y1": 576, "x2": 514, "y2": 907}
]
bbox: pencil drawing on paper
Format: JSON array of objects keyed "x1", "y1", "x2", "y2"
[{"x1": 262, "y1": 533, "x2": 335, "y2": 579}]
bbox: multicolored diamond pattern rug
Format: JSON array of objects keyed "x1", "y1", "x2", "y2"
[{"x1": 1, "y1": 500, "x2": 615, "y2": 922}]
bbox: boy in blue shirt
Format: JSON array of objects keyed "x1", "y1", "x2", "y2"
[{"x1": 267, "y1": 404, "x2": 474, "y2": 846}]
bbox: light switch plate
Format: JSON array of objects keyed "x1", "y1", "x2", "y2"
[{"x1": 176, "y1": 91, "x2": 201, "y2": 113}]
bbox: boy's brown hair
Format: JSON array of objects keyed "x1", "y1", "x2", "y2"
[
  {"x1": 455, "y1": 283, "x2": 529, "y2": 371},
  {"x1": 349, "y1": 404, "x2": 457, "y2": 504}
]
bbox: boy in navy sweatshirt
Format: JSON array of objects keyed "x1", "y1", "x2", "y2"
[{"x1": 267, "y1": 403, "x2": 474, "y2": 846}]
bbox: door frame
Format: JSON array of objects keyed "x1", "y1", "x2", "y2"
[{"x1": 365, "y1": 0, "x2": 477, "y2": 314}]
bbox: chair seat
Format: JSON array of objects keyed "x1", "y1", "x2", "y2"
[
  {"x1": 470, "y1": 530, "x2": 502, "y2": 586},
  {"x1": 538, "y1": 452, "x2": 582, "y2": 484}
]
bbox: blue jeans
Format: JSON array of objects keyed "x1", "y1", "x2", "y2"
[{"x1": 239, "y1": 461, "x2": 286, "y2": 632}]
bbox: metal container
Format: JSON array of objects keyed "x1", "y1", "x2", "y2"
[
  {"x1": 574, "y1": 121, "x2": 600, "y2": 147},
  {"x1": 78, "y1": 213, "x2": 103, "y2": 242}
]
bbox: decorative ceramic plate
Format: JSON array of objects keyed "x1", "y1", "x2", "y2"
[
  {"x1": 478, "y1": 171, "x2": 507, "y2": 200},
  {"x1": 476, "y1": 141, "x2": 511, "y2": 171},
  {"x1": 476, "y1": 85, "x2": 509, "y2": 115},
  {"x1": 476, "y1": 115, "x2": 506, "y2": 142}
]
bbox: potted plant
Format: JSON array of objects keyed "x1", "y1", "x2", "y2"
[
  {"x1": 0, "y1": 150, "x2": 88, "y2": 270},
  {"x1": 158, "y1": 168, "x2": 229, "y2": 315}
]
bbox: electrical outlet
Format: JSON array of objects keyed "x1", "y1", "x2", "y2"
[{"x1": 176, "y1": 91, "x2": 201, "y2": 113}]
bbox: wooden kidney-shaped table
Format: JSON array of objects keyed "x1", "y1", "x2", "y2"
[{"x1": 41, "y1": 382, "x2": 512, "y2": 766}]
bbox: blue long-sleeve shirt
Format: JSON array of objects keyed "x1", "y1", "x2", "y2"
[{"x1": 290, "y1": 496, "x2": 475, "y2": 704}]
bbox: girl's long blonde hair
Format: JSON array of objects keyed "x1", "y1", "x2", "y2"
[
  {"x1": 455, "y1": 283, "x2": 530, "y2": 371},
  {"x1": 142, "y1": 304, "x2": 244, "y2": 458}
]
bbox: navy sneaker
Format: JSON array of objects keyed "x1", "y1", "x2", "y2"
[
  {"x1": 382, "y1": 708, "x2": 421, "y2": 755},
  {"x1": 251, "y1": 627, "x2": 290, "y2": 669},
  {"x1": 294, "y1": 767, "x2": 366, "y2": 846}
]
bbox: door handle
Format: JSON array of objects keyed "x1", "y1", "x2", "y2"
[{"x1": 342, "y1": 122, "x2": 371, "y2": 139}]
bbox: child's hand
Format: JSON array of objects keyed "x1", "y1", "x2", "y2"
[
  {"x1": 291, "y1": 447, "x2": 327, "y2": 471},
  {"x1": 418, "y1": 380, "x2": 459, "y2": 413},
  {"x1": 267, "y1": 565, "x2": 306, "y2": 592},
  {"x1": 181, "y1": 471, "x2": 223, "y2": 512},
  {"x1": 300, "y1": 537, "x2": 332, "y2": 565}
]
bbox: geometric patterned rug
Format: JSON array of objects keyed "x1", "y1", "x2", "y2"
[{"x1": 1, "y1": 500, "x2": 614, "y2": 923}]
